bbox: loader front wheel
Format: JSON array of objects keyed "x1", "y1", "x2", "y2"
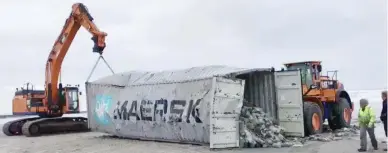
[
  {"x1": 304, "y1": 101, "x2": 323, "y2": 136},
  {"x1": 329, "y1": 98, "x2": 351, "y2": 130}
]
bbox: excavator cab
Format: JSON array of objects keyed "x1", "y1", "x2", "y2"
[
  {"x1": 283, "y1": 61, "x2": 353, "y2": 136},
  {"x1": 63, "y1": 85, "x2": 81, "y2": 113}
]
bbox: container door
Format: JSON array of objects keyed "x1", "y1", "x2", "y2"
[
  {"x1": 209, "y1": 77, "x2": 245, "y2": 149},
  {"x1": 274, "y1": 70, "x2": 305, "y2": 137}
]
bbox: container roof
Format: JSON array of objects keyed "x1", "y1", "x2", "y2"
[
  {"x1": 283, "y1": 61, "x2": 322, "y2": 65},
  {"x1": 89, "y1": 65, "x2": 272, "y2": 86}
]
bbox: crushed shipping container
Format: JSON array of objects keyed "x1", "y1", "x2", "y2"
[{"x1": 85, "y1": 65, "x2": 305, "y2": 149}]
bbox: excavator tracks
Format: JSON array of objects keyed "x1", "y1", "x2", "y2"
[
  {"x1": 2, "y1": 117, "x2": 89, "y2": 137},
  {"x1": 2, "y1": 117, "x2": 41, "y2": 136},
  {"x1": 21, "y1": 117, "x2": 89, "y2": 137}
]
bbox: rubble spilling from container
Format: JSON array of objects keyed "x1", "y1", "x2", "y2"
[{"x1": 239, "y1": 105, "x2": 360, "y2": 148}]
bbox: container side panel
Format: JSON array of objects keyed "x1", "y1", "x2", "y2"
[
  {"x1": 86, "y1": 78, "x2": 215, "y2": 144},
  {"x1": 274, "y1": 70, "x2": 305, "y2": 137},
  {"x1": 210, "y1": 77, "x2": 245, "y2": 149}
]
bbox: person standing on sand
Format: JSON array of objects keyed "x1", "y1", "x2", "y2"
[
  {"x1": 358, "y1": 98, "x2": 378, "y2": 152},
  {"x1": 380, "y1": 90, "x2": 387, "y2": 151}
]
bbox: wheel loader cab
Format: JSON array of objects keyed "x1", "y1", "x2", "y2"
[
  {"x1": 284, "y1": 63, "x2": 313, "y2": 87},
  {"x1": 64, "y1": 86, "x2": 80, "y2": 113},
  {"x1": 284, "y1": 61, "x2": 323, "y2": 96}
]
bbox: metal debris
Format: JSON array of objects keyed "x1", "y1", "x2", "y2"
[
  {"x1": 239, "y1": 106, "x2": 289, "y2": 148},
  {"x1": 303, "y1": 126, "x2": 359, "y2": 142},
  {"x1": 239, "y1": 106, "x2": 360, "y2": 148}
]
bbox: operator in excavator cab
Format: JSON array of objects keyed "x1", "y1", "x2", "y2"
[{"x1": 357, "y1": 98, "x2": 378, "y2": 152}]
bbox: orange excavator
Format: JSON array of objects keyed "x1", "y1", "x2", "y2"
[{"x1": 3, "y1": 3, "x2": 107, "y2": 137}]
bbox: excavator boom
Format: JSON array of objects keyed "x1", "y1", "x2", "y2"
[
  {"x1": 46, "y1": 3, "x2": 107, "y2": 116},
  {"x1": 3, "y1": 3, "x2": 107, "y2": 137}
]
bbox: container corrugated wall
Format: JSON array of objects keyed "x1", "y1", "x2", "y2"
[
  {"x1": 89, "y1": 65, "x2": 278, "y2": 122},
  {"x1": 238, "y1": 71, "x2": 278, "y2": 121}
]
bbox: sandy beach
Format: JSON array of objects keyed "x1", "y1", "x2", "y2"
[{"x1": 0, "y1": 122, "x2": 386, "y2": 153}]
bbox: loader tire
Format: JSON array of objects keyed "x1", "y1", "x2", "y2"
[
  {"x1": 304, "y1": 101, "x2": 323, "y2": 136},
  {"x1": 329, "y1": 98, "x2": 351, "y2": 130}
]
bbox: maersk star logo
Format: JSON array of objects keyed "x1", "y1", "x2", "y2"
[{"x1": 94, "y1": 95, "x2": 112, "y2": 125}]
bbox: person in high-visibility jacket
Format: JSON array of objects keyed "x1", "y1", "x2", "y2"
[{"x1": 357, "y1": 98, "x2": 378, "y2": 152}]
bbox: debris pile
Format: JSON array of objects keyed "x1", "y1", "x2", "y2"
[
  {"x1": 239, "y1": 106, "x2": 360, "y2": 148},
  {"x1": 239, "y1": 106, "x2": 288, "y2": 148},
  {"x1": 303, "y1": 125, "x2": 359, "y2": 142}
]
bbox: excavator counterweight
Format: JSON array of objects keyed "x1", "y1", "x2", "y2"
[{"x1": 3, "y1": 3, "x2": 107, "y2": 137}]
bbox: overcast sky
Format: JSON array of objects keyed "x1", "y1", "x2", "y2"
[{"x1": 0, "y1": 0, "x2": 386, "y2": 114}]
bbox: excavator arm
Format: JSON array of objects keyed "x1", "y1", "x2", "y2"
[{"x1": 45, "y1": 3, "x2": 107, "y2": 116}]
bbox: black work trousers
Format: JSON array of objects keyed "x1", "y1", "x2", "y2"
[{"x1": 383, "y1": 120, "x2": 387, "y2": 137}]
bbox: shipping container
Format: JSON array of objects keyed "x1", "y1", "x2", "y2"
[{"x1": 85, "y1": 65, "x2": 305, "y2": 148}]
